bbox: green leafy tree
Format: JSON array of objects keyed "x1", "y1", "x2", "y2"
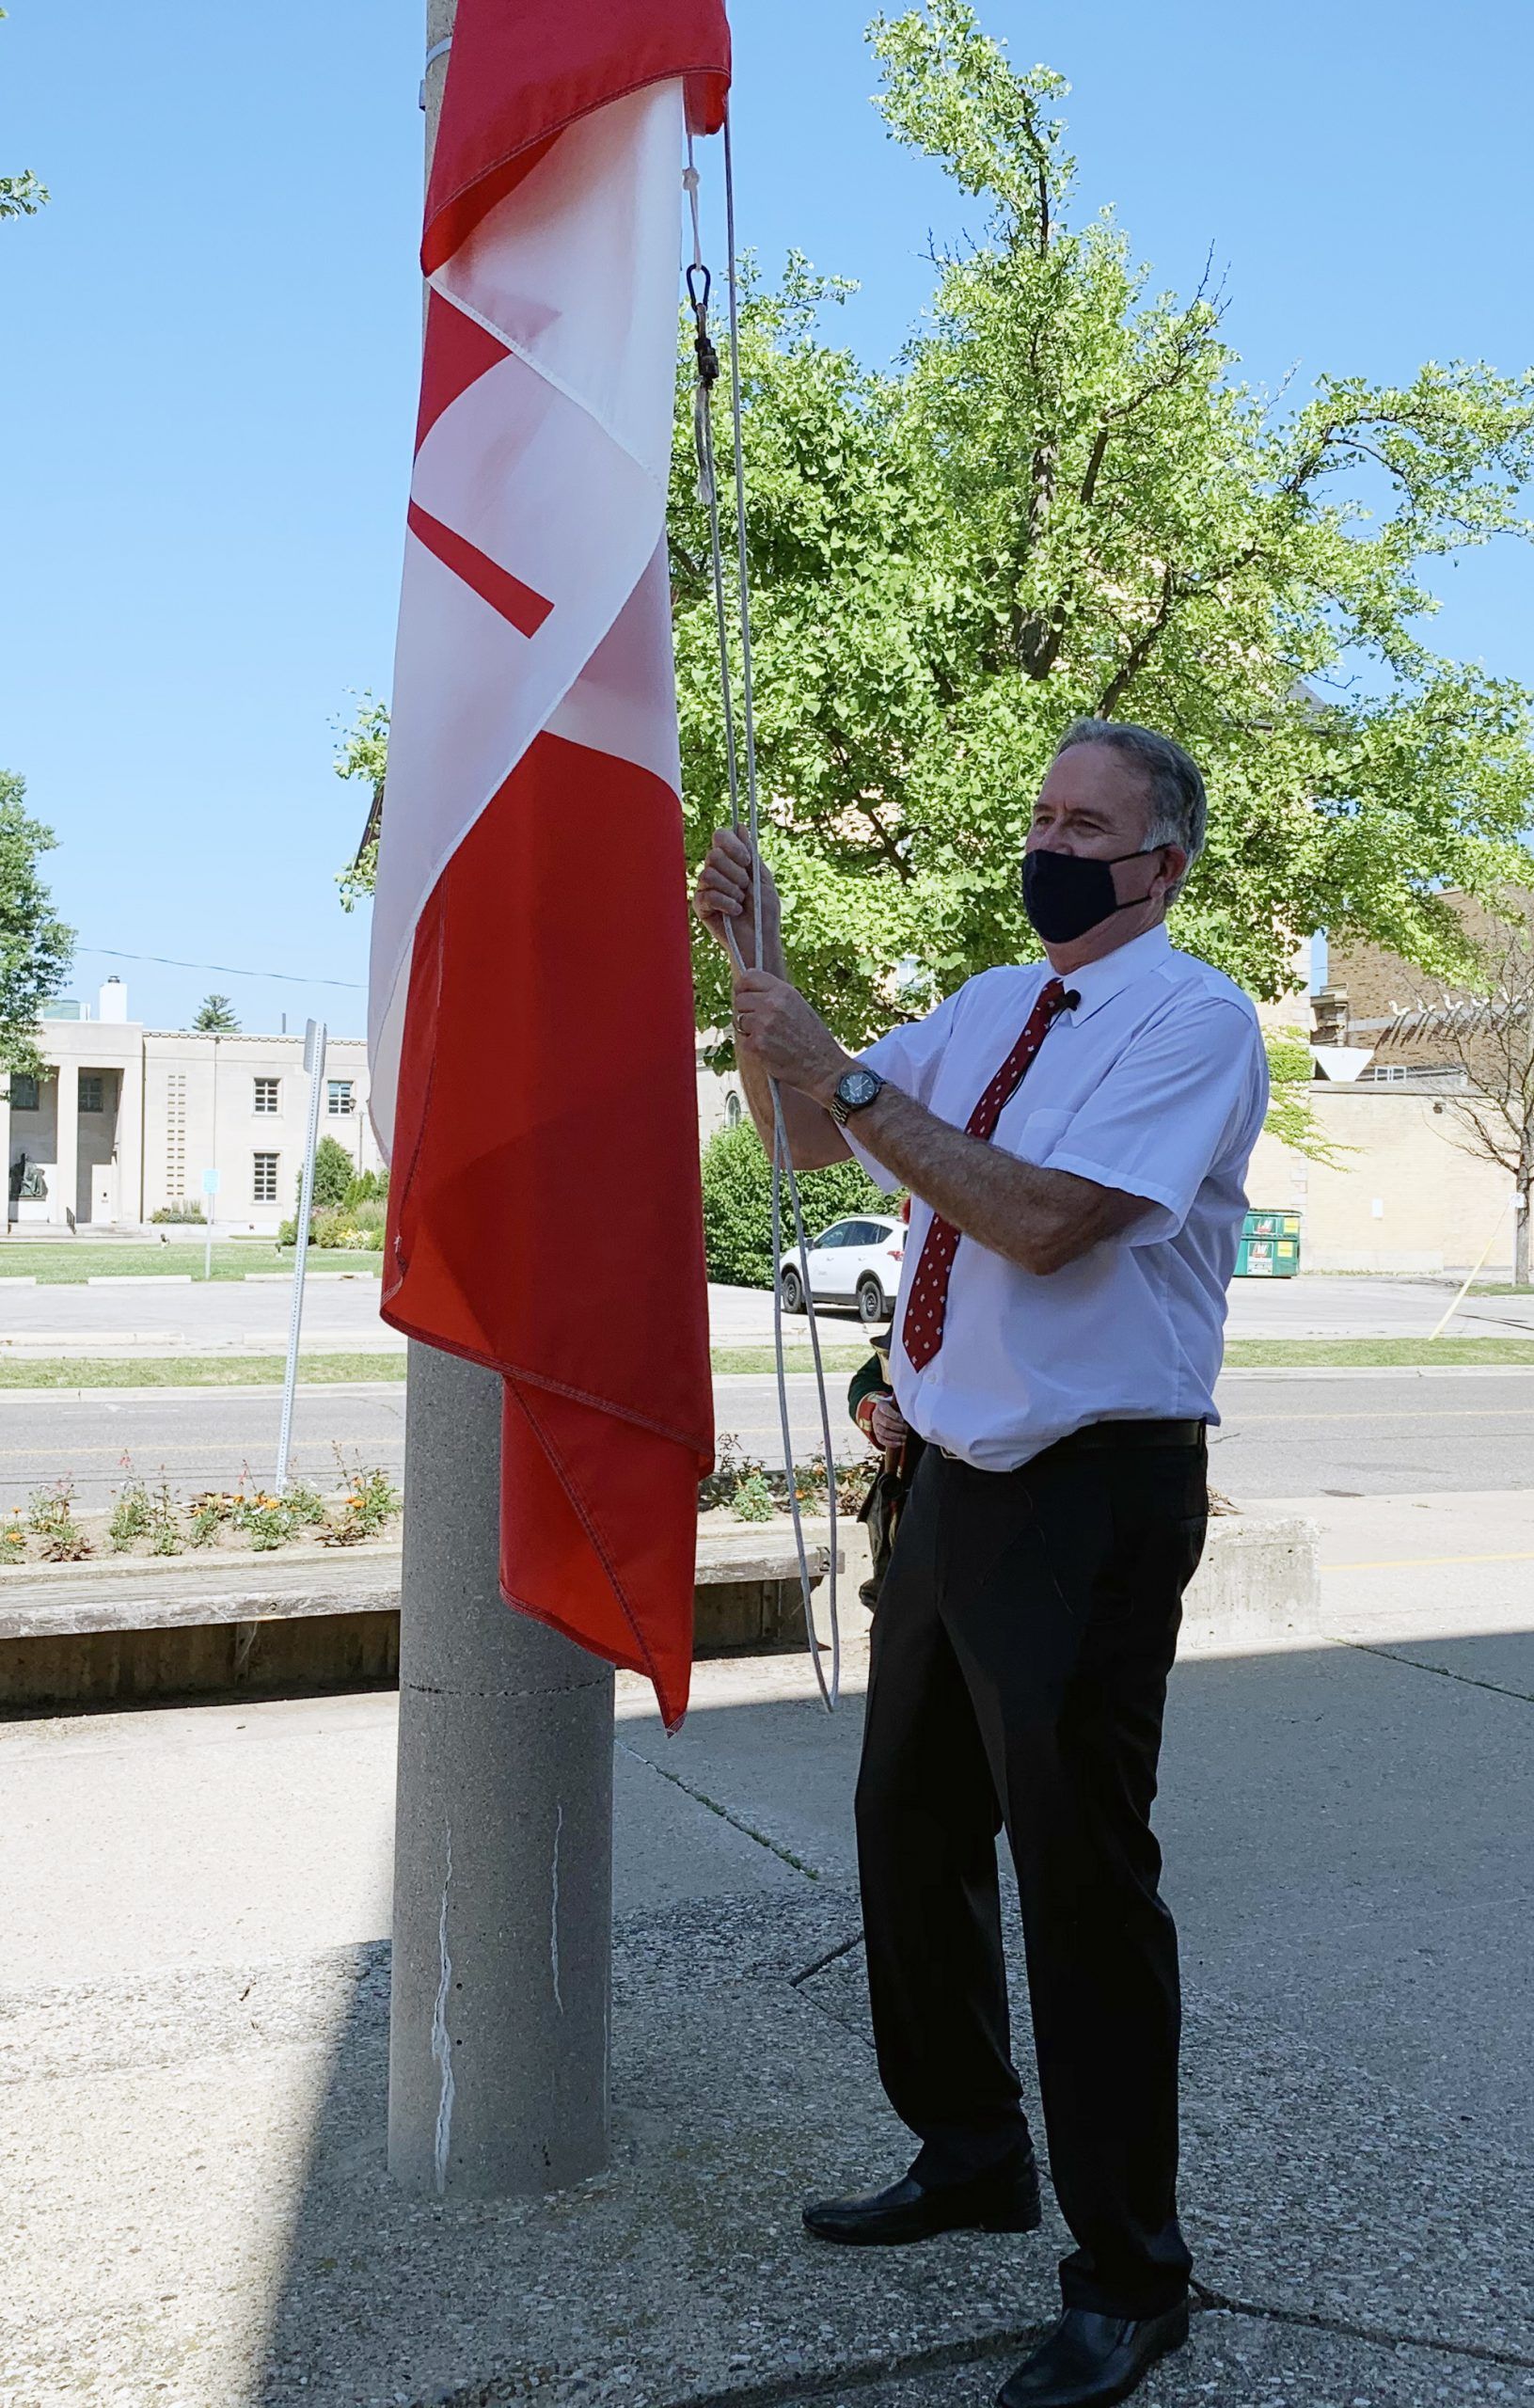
[
  {"x1": 340, "y1": 3, "x2": 1534, "y2": 1169},
  {"x1": 193, "y1": 993, "x2": 240, "y2": 1032},
  {"x1": 701, "y1": 1118, "x2": 892, "y2": 1288},
  {"x1": 1, "y1": 10, "x2": 47, "y2": 224},
  {"x1": 334, "y1": 694, "x2": 388, "y2": 913},
  {"x1": 309, "y1": 1133, "x2": 356, "y2": 1212},
  {"x1": 0, "y1": 772, "x2": 73, "y2": 1077},
  {"x1": 671, "y1": 3, "x2": 1534, "y2": 1060},
  {"x1": 0, "y1": 163, "x2": 45, "y2": 220}
]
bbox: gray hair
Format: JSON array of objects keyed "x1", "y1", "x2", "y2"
[{"x1": 1052, "y1": 718, "x2": 1208, "y2": 902}]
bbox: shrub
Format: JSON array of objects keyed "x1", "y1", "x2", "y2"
[
  {"x1": 315, "y1": 1199, "x2": 386, "y2": 1251},
  {"x1": 229, "y1": 1489, "x2": 298, "y2": 1550},
  {"x1": 730, "y1": 1469, "x2": 775, "y2": 1522},
  {"x1": 278, "y1": 1200, "x2": 386, "y2": 1251},
  {"x1": 27, "y1": 1480, "x2": 91, "y2": 1562},
  {"x1": 150, "y1": 1201, "x2": 206, "y2": 1225},
  {"x1": 285, "y1": 1479, "x2": 328, "y2": 1528},
  {"x1": 343, "y1": 1168, "x2": 387, "y2": 1211},
  {"x1": 107, "y1": 1477, "x2": 151, "y2": 1551},
  {"x1": 146, "y1": 1481, "x2": 182, "y2": 1557},
  {"x1": 699, "y1": 1119, "x2": 893, "y2": 1290},
  {"x1": 325, "y1": 1456, "x2": 402, "y2": 1545},
  {"x1": 309, "y1": 1134, "x2": 356, "y2": 1212},
  {"x1": 188, "y1": 1498, "x2": 222, "y2": 1547}
]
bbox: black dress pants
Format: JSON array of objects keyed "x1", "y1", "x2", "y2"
[{"x1": 854, "y1": 1429, "x2": 1207, "y2": 2319}]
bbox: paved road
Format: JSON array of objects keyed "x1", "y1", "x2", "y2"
[
  {"x1": 0, "y1": 1384, "x2": 409, "y2": 1509},
  {"x1": 730, "y1": 1273, "x2": 1534, "y2": 1344},
  {"x1": 6, "y1": 1366, "x2": 1534, "y2": 1509},
  {"x1": 3, "y1": 1271, "x2": 1533, "y2": 1358},
  {"x1": 0, "y1": 1271, "x2": 399, "y2": 1355}
]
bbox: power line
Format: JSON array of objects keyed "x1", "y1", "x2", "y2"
[{"x1": 76, "y1": 944, "x2": 366, "y2": 991}]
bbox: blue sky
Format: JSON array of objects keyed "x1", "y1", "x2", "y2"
[{"x1": 3, "y1": 0, "x2": 1531, "y2": 1037}]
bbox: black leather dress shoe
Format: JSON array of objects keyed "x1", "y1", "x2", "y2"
[
  {"x1": 997, "y1": 2304, "x2": 1190, "y2": 2408},
  {"x1": 802, "y1": 2156, "x2": 1041, "y2": 2245}
]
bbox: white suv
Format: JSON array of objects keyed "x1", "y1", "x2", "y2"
[{"x1": 779, "y1": 1214, "x2": 906, "y2": 1325}]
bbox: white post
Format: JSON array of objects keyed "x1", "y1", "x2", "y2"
[
  {"x1": 208, "y1": 1033, "x2": 221, "y2": 1260},
  {"x1": 201, "y1": 1165, "x2": 220, "y2": 1278},
  {"x1": 274, "y1": 1017, "x2": 326, "y2": 1494}
]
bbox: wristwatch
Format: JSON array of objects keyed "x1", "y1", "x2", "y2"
[{"x1": 829, "y1": 1064, "x2": 886, "y2": 1127}]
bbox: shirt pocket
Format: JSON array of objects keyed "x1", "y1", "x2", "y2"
[{"x1": 1001, "y1": 1104, "x2": 1076, "y2": 1168}]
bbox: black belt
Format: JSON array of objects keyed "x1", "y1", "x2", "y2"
[
  {"x1": 1056, "y1": 1418, "x2": 1205, "y2": 1453},
  {"x1": 940, "y1": 1418, "x2": 1205, "y2": 1466}
]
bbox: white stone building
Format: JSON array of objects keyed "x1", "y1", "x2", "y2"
[{"x1": 3, "y1": 980, "x2": 383, "y2": 1234}]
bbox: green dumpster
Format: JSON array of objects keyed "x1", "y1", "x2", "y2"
[{"x1": 1235, "y1": 1208, "x2": 1302, "y2": 1277}]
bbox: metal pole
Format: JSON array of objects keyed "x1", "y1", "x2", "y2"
[
  {"x1": 387, "y1": 0, "x2": 613, "y2": 2200},
  {"x1": 208, "y1": 1032, "x2": 220, "y2": 1278},
  {"x1": 275, "y1": 1016, "x2": 325, "y2": 1493}
]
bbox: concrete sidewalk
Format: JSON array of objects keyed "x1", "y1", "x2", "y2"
[{"x1": 1, "y1": 1492, "x2": 1530, "y2": 2407}]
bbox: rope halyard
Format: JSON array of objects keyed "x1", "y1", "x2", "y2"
[{"x1": 686, "y1": 122, "x2": 843, "y2": 1713}]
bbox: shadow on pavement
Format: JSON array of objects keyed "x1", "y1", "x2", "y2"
[{"x1": 245, "y1": 1627, "x2": 1534, "y2": 2406}]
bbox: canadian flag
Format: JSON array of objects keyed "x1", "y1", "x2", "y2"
[{"x1": 368, "y1": 1, "x2": 730, "y2": 1730}]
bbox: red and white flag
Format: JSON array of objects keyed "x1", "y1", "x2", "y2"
[{"x1": 369, "y1": 0, "x2": 729, "y2": 1730}]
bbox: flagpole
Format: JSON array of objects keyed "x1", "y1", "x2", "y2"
[{"x1": 386, "y1": 0, "x2": 613, "y2": 2199}]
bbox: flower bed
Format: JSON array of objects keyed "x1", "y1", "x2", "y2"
[
  {"x1": 1, "y1": 1462, "x2": 401, "y2": 1569},
  {"x1": 699, "y1": 1432, "x2": 872, "y2": 1524}
]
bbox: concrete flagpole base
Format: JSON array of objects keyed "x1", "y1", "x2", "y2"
[{"x1": 387, "y1": 1339, "x2": 614, "y2": 2199}]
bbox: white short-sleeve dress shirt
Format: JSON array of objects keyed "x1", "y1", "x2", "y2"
[{"x1": 842, "y1": 924, "x2": 1269, "y2": 1472}]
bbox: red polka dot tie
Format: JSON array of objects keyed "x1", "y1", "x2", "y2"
[{"x1": 901, "y1": 977, "x2": 1074, "y2": 1371}]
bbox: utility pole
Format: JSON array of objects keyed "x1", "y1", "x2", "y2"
[{"x1": 387, "y1": 0, "x2": 614, "y2": 2201}]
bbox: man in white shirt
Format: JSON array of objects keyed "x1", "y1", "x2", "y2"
[{"x1": 695, "y1": 720, "x2": 1268, "y2": 2408}]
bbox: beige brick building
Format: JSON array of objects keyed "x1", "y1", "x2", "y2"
[
  {"x1": 1244, "y1": 1086, "x2": 1516, "y2": 1274},
  {"x1": 3, "y1": 980, "x2": 382, "y2": 1234},
  {"x1": 1252, "y1": 896, "x2": 1531, "y2": 1273}
]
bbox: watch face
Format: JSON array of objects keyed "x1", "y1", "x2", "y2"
[{"x1": 840, "y1": 1068, "x2": 881, "y2": 1109}]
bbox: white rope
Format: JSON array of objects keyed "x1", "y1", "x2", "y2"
[{"x1": 687, "y1": 119, "x2": 843, "y2": 1712}]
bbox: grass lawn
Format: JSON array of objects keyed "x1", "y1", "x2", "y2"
[
  {"x1": 3, "y1": 1338, "x2": 1532, "y2": 1391},
  {"x1": 1225, "y1": 1337, "x2": 1534, "y2": 1368},
  {"x1": 0, "y1": 1353, "x2": 405, "y2": 1388},
  {"x1": 710, "y1": 1345, "x2": 872, "y2": 1377},
  {"x1": 0, "y1": 1349, "x2": 873, "y2": 1387},
  {"x1": 0, "y1": 1243, "x2": 380, "y2": 1282}
]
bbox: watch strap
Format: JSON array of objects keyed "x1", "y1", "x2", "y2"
[{"x1": 830, "y1": 1067, "x2": 885, "y2": 1127}]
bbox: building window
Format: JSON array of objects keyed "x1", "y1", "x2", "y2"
[
  {"x1": 79, "y1": 1074, "x2": 104, "y2": 1113},
  {"x1": 253, "y1": 1077, "x2": 280, "y2": 1115},
  {"x1": 253, "y1": 1153, "x2": 279, "y2": 1204},
  {"x1": 8, "y1": 1074, "x2": 39, "y2": 1112},
  {"x1": 326, "y1": 1078, "x2": 355, "y2": 1117}
]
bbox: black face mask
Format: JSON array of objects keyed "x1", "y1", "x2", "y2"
[{"x1": 1021, "y1": 845, "x2": 1161, "y2": 945}]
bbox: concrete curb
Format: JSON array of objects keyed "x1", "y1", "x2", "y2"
[
  {"x1": 1183, "y1": 1511, "x2": 1320, "y2": 1652},
  {"x1": 0, "y1": 1526, "x2": 842, "y2": 1705}
]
